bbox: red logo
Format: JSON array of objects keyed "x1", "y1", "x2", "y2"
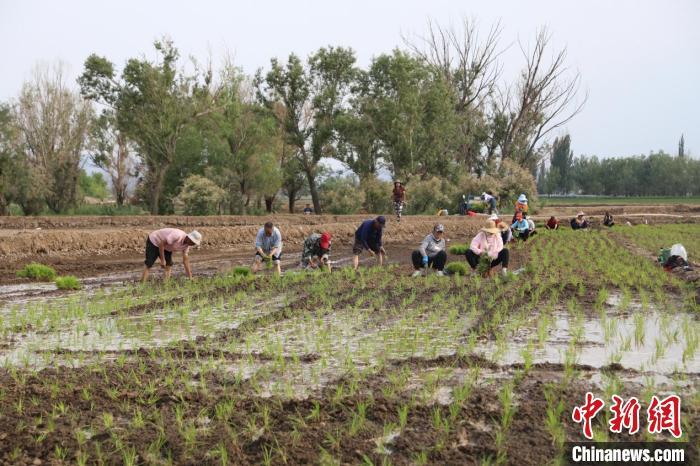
[
  {"x1": 647, "y1": 395, "x2": 682, "y2": 438},
  {"x1": 572, "y1": 392, "x2": 605, "y2": 439},
  {"x1": 609, "y1": 395, "x2": 641, "y2": 435}
]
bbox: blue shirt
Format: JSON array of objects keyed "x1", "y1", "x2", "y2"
[
  {"x1": 255, "y1": 227, "x2": 283, "y2": 253},
  {"x1": 511, "y1": 219, "x2": 529, "y2": 232},
  {"x1": 355, "y1": 219, "x2": 383, "y2": 249}
]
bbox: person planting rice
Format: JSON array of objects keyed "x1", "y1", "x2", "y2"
[
  {"x1": 481, "y1": 191, "x2": 498, "y2": 214},
  {"x1": 571, "y1": 211, "x2": 590, "y2": 230},
  {"x1": 603, "y1": 211, "x2": 615, "y2": 227},
  {"x1": 353, "y1": 216, "x2": 386, "y2": 270},
  {"x1": 300, "y1": 232, "x2": 332, "y2": 272},
  {"x1": 511, "y1": 211, "x2": 531, "y2": 241},
  {"x1": 141, "y1": 228, "x2": 202, "y2": 282},
  {"x1": 526, "y1": 214, "x2": 537, "y2": 237},
  {"x1": 512, "y1": 193, "x2": 529, "y2": 223},
  {"x1": 466, "y1": 220, "x2": 509, "y2": 276},
  {"x1": 489, "y1": 214, "x2": 512, "y2": 244},
  {"x1": 546, "y1": 216, "x2": 560, "y2": 230},
  {"x1": 252, "y1": 221, "x2": 283, "y2": 276},
  {"x1": 392, "y1": 181, "x2": 406, "y2": 222},
  {"x1": 411, "y1": 223, "x2": 447, "y2": 277}
]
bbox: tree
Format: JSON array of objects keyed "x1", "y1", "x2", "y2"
[
  {"x1": 88, "y1": 113, "x2": 135, "y2": 205},
  {"x1": 257, "y1": 47, "x2": 357, "y2": 214},
  {"x1": 361, "y1": 50, "x2": 458, "y2": 179},
  {"x1": 498, "y1": 29, "x2": 586, "y2": 170},
  {"x1": 14, "y1": 64, "x2": 92, "y2": 213},
  {"x1": 78, "y1": 171, "x2": 109, "y2": 200},
  {"x1": 79, "y1": 39, "x2": 224, "y2": 214},
  {"x1": 678, "y1": 134, "x2": 685, "y2": 159},
  {"x1": 548, "y1": 134, "x2": 573, "y2": 194},
  {"x1": 175, "y1": 175, "x2": 226, "y2": 215}
]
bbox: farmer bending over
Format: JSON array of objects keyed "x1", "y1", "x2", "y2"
[
  {"x1": 546, "y1": 216, "x2": 559, "y2": 230},
  {"x1": 603, "y1": 211, "x2": 615, "y2": 227},
  {"x1": 353, "y1": 216, "x2": 386, "y2": 270},
  {"x1": 571, "y1": 212, "x2": 589, "y2": 230},
  {"x1": 481, "y1": 191, "x2": 498, "y2": 215},
  {"x1": 411, "y1": 223, "x2": 447, "y2": 277},
  {"x1": 511, "y1": 212, "x2": 531, "y2": 241},
  {"x1": 252, "y1": 221, "x2": 283, "y2": 276},
  {"x1": 141, "y1": 228, "x2": 201, "y2": 282},
  {"x1": 466, "y1": 220, "x2": 509, "y2": 276},
  {"x1": 300, "y1": 232, "x2": 332, "y2": 272}
]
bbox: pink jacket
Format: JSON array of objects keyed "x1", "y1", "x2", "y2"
[{"x1": 469, "y1": 231, "x2": 504, "y2": 259}]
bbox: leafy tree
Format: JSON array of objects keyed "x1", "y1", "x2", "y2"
[
  {"x1": 319, "y1": 175, "x2": 364, "y2": 214},
  {"x1": 87, "y1": 113, "x2": 135, "y2": 205},
  {"x1": 79, "y1": 39, "x2": 224, "y2": 214},
  {"x1": 14, "y1": 64, "x2": 92, "y2": 213},
  {"x1": 78, "y1": 171, "x2": 109, "y2": 200},
  {"x1": 175, "y1": 174, "x2": 226, "y2": 215},
  {"x1": 257, "y1": 47, "x2": 358, "y2": 214},
  {"x1": 548, "y1": 134, "x2": 573, "y2": 194}
]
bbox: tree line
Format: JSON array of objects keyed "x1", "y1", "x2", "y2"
[
  {"x1": 1, "y1": 20, "x2": 589, "y2": 215},
  {"x1": 538, "y1": 135, "x2": 700, "y2": 197}
]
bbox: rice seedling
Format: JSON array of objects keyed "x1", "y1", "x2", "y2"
[
  {"x1": 16, "y1": 263, "x2": 57, "y2": 281},
  {"x1": 55, "y1": 275, "x2": 81, "y2": 290}
]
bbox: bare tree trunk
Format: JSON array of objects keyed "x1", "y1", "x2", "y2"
[
  {"x1": 287, "y1": 188, "x2": 297, "y2": 213},
  {"x1": 149, "y1": 166, "x2": 167, "y2": 215},
  {"x1": 305, "y1": 168, "x2": 321, "y2": 214}
]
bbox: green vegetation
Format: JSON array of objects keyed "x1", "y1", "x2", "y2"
[
  {"x1": 448, "y1": 244, "x2": 469, "y2": 255},
  {"x1": 445, "y1": 262, "x2": 469, "y2": 276},
  {"x1": 55, "y1": 276, "x2": 81, "y2": 290},
  {"x1": 16, "y1": 263, "x2": 57, "y2": 281},
  {"x1": 232, "y1": 266, "x2": 252, "y2": 277}
]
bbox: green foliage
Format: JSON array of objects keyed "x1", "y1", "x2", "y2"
[
  {"x1": 175, "y1": 175, "x2": 227, "y2": 216},
  {"x1": 449, "y1": 244, "x2": 469, "y2": 255},
  {"x1": 55, "y1": 276, "x2": 81, "y2": 290},
  {"x1": 319, "y1": 175, "x2": 364, "y2": 214},
  {"x1": 16, "y1": 263, "x2": 57, "y2": 281},
  {"x1": 445, "y1": 262, "x2": 469, "y2": 276},
  {"x1": 476, "y1": 254, "x2": 492, "y2": 275},
  {"x1": 232, "y1": 266, "x2": 251, "y2": 277},
  {"x1": 406, "y1": 177, "x2": 458, "y2": 214},
  {"x1": 360, "y1": 178, "x2": 393, "y2": 214},
  {"x1": 78, "y1": 171, "x2": 110, "y2": 200},
  {"x1": 568, "y1": 151, "x2": 700, "y2": 196},
  {"x1": 546, "y1": 134, "x2": 573, "y2": 194}
]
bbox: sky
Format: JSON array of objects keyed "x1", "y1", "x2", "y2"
[{"x1": 1, "y1": 0, "x2": 698, "y2": 159}]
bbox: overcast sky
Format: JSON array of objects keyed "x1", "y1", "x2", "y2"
[{"x1": 1, "y1": 0, "x2": 698, "y2": 158}]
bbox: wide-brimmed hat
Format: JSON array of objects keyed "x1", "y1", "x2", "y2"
[
  {"x1": 577, "y1": 211, "x2": 585, "y2": 217},
  {"x1": 320, "y1": 232, "x2": 332, "y2": 249},
  {"x1": 481, "y1": 220, "x2": 501, "y2": 235},
  {"x1": 518, "y1": 194, "x2": 528, "y2": 203},
  {"x1": 488, "y1": 214, "x2": 500, "y2": 221},
  {"x1": 187, "y1": 230, "x2": 202, "y2": 246}
]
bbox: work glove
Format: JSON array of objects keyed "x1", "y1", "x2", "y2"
[{"x1": 422, "y1": 256, "x2": 429, "y2": 266}]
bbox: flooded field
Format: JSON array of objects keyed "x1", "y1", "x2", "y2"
[{"x1": 0, "y1": 219, "x2": 698, "y2": 464}]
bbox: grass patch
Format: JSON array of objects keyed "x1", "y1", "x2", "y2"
[
  {"x1": 16, "y1": 263, "x2": 57, "y2": 281},
  {"x1": 55, "y1": 276, "x2": 81, "y2": 290},
  {"x1": 232, "y1": 266, "x2": 252, "y2": 276},
  {"x1": 445, "y1": 262, "x2": 470, "y2": 276},
  {"x1": 449, "y1": 244, "x2": 469, "y2": 255}
]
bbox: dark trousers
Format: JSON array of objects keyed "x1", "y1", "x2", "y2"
[
  {"x1": 465, "y1": 249, "x2": 509, "y2": 270},
  {"x1": 411, "y1": 250, "x2": 447, "y2": 271},
  {"x1": 514, "y1": 229, "x2": 530, "y2": 241}
]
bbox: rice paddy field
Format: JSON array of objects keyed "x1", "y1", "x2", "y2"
[{"x1": 0, "y1": 215, "x2": 698, "y2": 465}]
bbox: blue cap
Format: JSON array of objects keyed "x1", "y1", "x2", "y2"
[{"x1": 376, "y1": 216, "x2": 386, "y2": 225}]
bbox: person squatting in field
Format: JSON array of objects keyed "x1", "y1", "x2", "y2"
[
  {"x1": 392, "y1": 181, "x2": 406, "y2": 222},
  {"x1": 411, "y1": 223, "x2": 447, "y2": 277},
  {"x1": 300, "y1": 232, "x2": 332, "y2": 272},
  {"x1": 546, "y1": 216, "x2": 560, "y2": 230},
  {"x1": 353, "y1": 216, "x2": 387, "y2": 271},
  {"x1": 603, "y1": 211, "x2": 615, "y2": 227},
  {"x1": 141, "y1": 228, "x2": 202, "y2": 282},
  {"x1": 512, "y1": 193, "x2": 528, "y2": 223},
  {"x1": 489, "y1": 214, "x2": 513, "y2": 244},
  {"x1": 252, "y1": 221, "x2": 283, "y2": 276},
  {"x1": 466, "y1": 220, "x2": 509, "y2": 276},
  {"x1": 571, "y1": 211, "x2": 590, "y2": 230},
  {"x1": 511, "y1": 211, "x2": 531, "y2": 241}
]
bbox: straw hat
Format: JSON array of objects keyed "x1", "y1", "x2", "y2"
[
  {"x1": 481, "y1": 220, "x2": 501, "y2": 235},
  {"x1": 577, "y1": 211, "x2": 585, "y2": 217}
]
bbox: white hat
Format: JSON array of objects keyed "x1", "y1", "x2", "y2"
[
  {"x1": 488, "y1": 214, "x2": 499, "y2": 221},
  {"x1": 434, "y1": 223, "x2": 445, "y2": 232},
  {"x1": 576, "y1": 211, "x2": 585, "y2": 217},
  {"x1": 518, "y1": 194, "x2": 528, "y2": 203},
  {"x1": 187, "y1": 230, "x2": 202, "y2": 246}
]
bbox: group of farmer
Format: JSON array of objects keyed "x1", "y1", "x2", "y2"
[{"x1": 140, "y1": 187, "x2": 610, "y2": 281}]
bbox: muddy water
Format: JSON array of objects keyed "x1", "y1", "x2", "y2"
[{"x1": 475, "y1": 293, "x2": 699, "y2": 374}]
